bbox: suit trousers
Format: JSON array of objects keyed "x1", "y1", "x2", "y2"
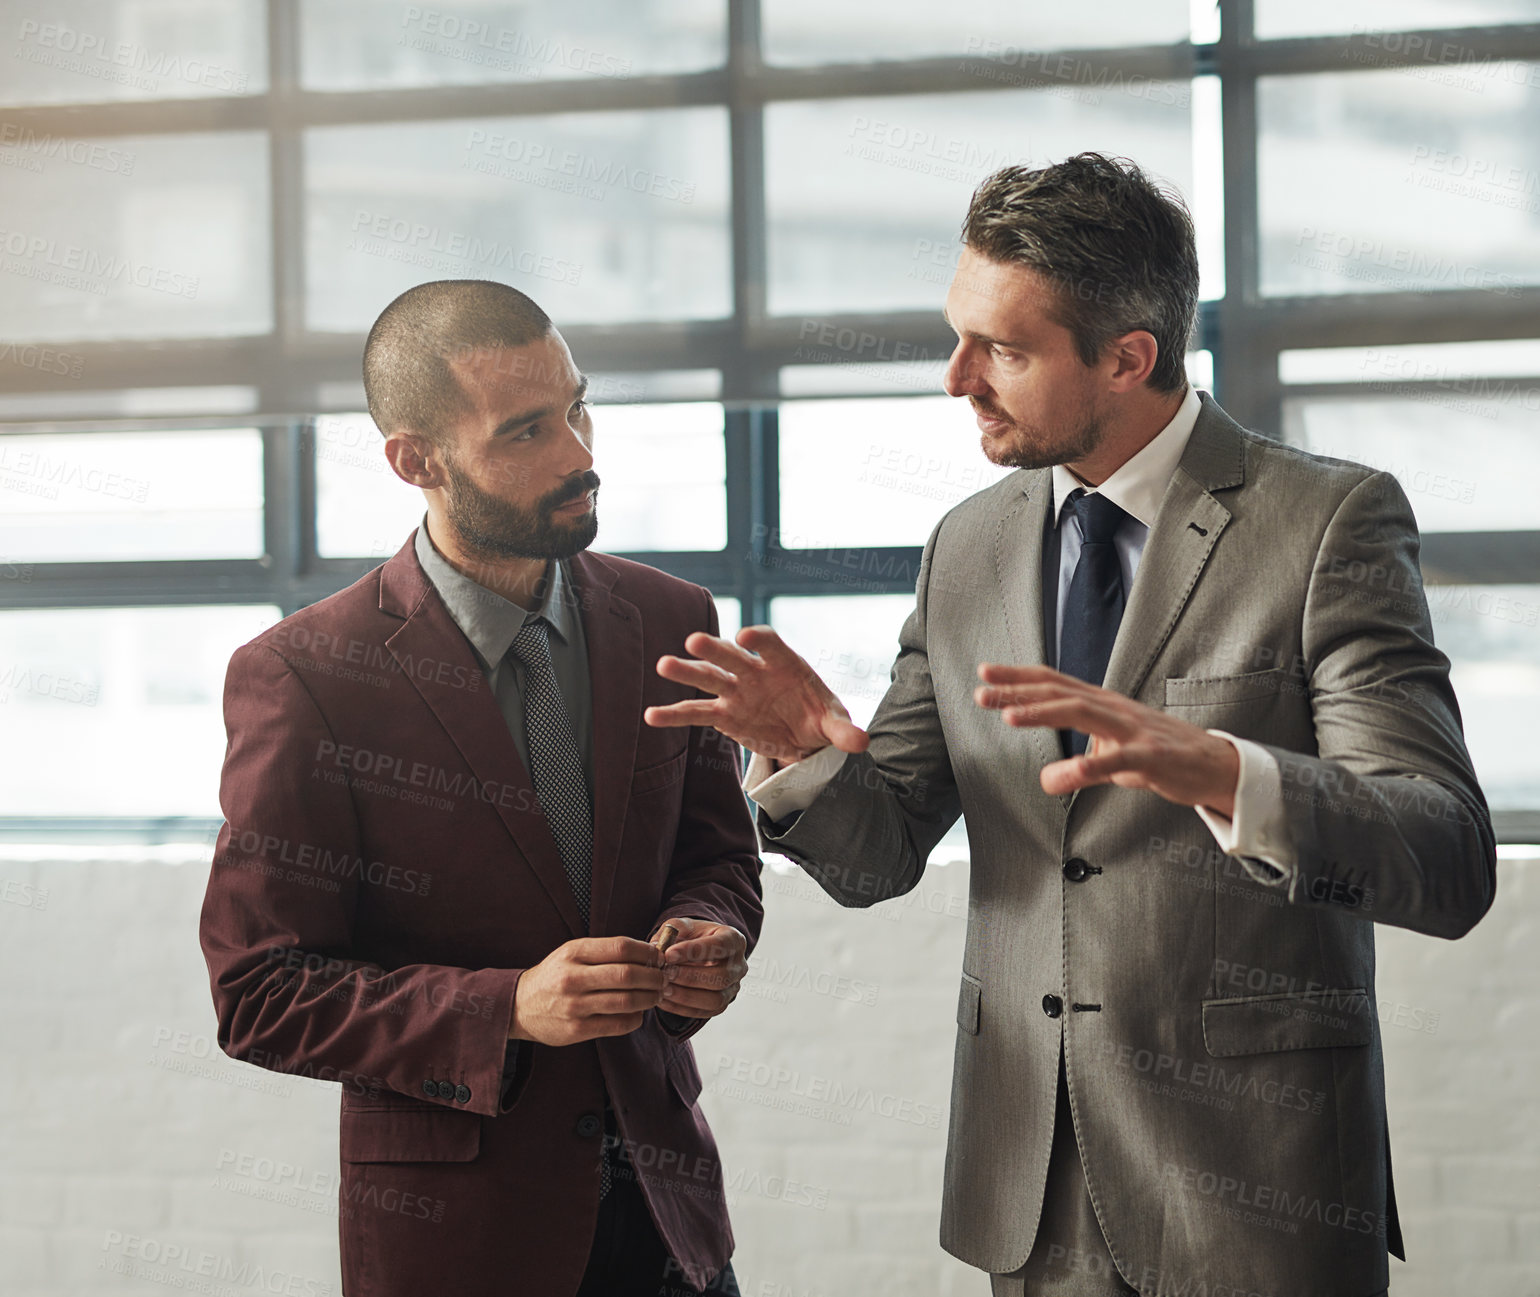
[
  {"x1": 990, "y1": 1047, "x2": 1136, "y2": 1297},
  {"x1": 988, "y1": 1050, "x2": 1391, "y2": 1297},
  {"x1": 576, "y1": 1110, "x2": 741, "y2": 1297}
]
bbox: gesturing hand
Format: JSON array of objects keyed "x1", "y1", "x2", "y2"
[
  {"x1": 974, "y1": 663, "x2": 1241, "y2": 817},
  {"x1": 653, "y1": 918, "x2": 749, "y2": 1021},
  {"x1": 644, "y1": 626, "x2": 868, "y2": 769},
  {"x1": 510, "y1": 936, "x2": 667, "y2": 1046}
]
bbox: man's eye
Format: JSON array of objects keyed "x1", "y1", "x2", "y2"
[{"x1": 571, "y1": 399, "x2": 588, "y2": 418}]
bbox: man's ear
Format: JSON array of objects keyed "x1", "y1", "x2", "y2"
[
  {"x1": 1105, "y1": 330, "x2": 1160, "y2": 392},
  {"x1": 384, "y1": 432, "x2": 442, "y2": 489}
]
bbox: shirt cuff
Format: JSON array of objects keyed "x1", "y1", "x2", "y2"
[
  {"x1": 742, "y1": 744, "x2": 850, "y2": 821},
  {"x1": 1194, "y1": 731, "x2": 1291, "y2": 881}
]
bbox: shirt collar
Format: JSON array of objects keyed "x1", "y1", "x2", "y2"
[
  {"x1": 413, "y1": 516, "x2": 578, "y2": 671},
  {"x1": 1051, "y1": 383, "x2": 1203, "y2": 528}
]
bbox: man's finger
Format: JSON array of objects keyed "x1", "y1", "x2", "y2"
[
  {"x1": 974, "y1": 676, "x2": 1102, "y2": 710},
  {"x1": 643, "y1": 700, "x2": 722, "y2": 729},
  {"x1": 664, "y1": 935, "x2": 736, "y2": 964},
  {"x1": 578, "y1": 989, "x2": 667, "y2": 1016},
  {"x1": 579, "y1": 1012, "x2": 648, "y2": 1039},
  {"x1": 659, "y1": 985, "x2": 725, "y2": 1016},
  {"x1": 977, "y1": 662, "x2": 1071, "y2": 687},
  {"x1": 666, "y1": 963, "x2": 741, "y2": 990},
  {"x1": 680, "y1": 631, "x2": 764, "y2": 675},
  {"x1": 655, "y1": 655, "x2": 738, "y2": 695},
  {"x1": 734, "y1": 626, "x2": 807, "y2": 672},
  {"x1": 1039, "y1": 754, "x2": 1117, "y2": 796},
  {"x1": 571, "y1": 936, "x2": 664, "y2": 966},
  {"x1": 1000, "y1": 696, "x2": 1137, "y2": 739},
  {"x1": 821, "y1": 711, "x2": 871, "y2": 755}
]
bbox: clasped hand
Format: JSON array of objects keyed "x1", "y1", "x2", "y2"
[{"x1": 510, "y1": 921, "x2": 749, "y2": 1046}]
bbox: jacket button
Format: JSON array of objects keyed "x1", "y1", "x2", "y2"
[
  {"x1": 1042, "y1": 994, "x2": 1063, "y2": 1018},
  {"x1": 575, "y1": 1113, "x2": 603, "y2": 1138},
  {"x1": 1062, "y1": 858, "x2": 1091, "y2": 883},
  {"x1": 421, "y1": 1080, "x2": 437, "y2": 1098},
  {"x1": 436, "y1": 1080, "x2": 455, "y2": 1100},
  {"x1": 454, "y1": 1084, "x2": 472, "y2": 1104}
]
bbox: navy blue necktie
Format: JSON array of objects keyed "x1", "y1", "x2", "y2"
[{"x1": 1058, "y1": 489, "x2": 1129, "y2": 757}]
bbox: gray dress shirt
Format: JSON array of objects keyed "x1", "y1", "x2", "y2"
[
  {"x1": 413, "y1": 517, "x2": 691, "y2": 1066},
  {"x1": 413, "y1": 519, "x2": 593, "y2": 800}
]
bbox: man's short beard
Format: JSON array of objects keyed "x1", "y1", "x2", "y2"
[
  {"x1": 441, "y1": 454, "x2": 600, "y2": 561},
  {"x1": 975, "y1": 397, "x2": 1103, "y2": 471}
]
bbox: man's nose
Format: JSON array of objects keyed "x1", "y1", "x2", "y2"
[
  {"x1": 560, "y1": 423, "x2": 594, "y2": 473},
  {"x1": 944, "y1": 340, "x2": 986, "y2": 398}
]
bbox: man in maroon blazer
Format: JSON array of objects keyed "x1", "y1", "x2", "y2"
[{"x1": 199, "y1": 280, "x2": 763, "y2": 1297}]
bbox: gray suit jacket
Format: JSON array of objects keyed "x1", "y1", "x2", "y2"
[{"x1": 761, "y1": 395, "x2": 1495, "y2": 1296}]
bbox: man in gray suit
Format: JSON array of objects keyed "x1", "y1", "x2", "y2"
[{"x1": 644, "y1": 153, "x2": 1496, "y2": 1296}]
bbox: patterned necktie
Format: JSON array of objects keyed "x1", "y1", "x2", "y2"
[
  {"x1": 505, "y1": 614, "x2": 610, "y2": 1200},
  {"x1": 1058, "y1": 488, "x2": 1129, "y2": 757},
  {"x1": 506, "y1": 616, "x2": 592, "y2": 927}
]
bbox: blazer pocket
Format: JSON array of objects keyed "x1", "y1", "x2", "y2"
[
  {"x1": 667, "y1": 1045, "x2": 703, "y2": 1107},
  {"x1": 956, "y1": 973, "x2": 982, "y2": 1036},
  {"x1": 631, "y1": 749, "x2": 688, "y2": 796},
  {"x1": 1201, "y1": 987, "x2": 1373, "y2": 1058},
  {"x1": 1165, "y1": 666, "x2": 1290, "y2": 708},
  {"x1": 340, "y1": 1104, "x2": 481, "y2": 1163}
]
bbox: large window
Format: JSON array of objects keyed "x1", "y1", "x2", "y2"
[{"x1": 2, "y1": 2, "x2": 1537, "y2": 841}]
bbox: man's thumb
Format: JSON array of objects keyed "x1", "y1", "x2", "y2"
[{"x1": 823, "y1": 712, "x2": 870, "y2": 755}]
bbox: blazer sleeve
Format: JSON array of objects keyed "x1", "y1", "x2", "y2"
[
  {"x1": 1252, "y1": 469, "x2": 1497, "y2": 939},
  {"x1": 198, "y1": 641, "x2": 524, "y2": 1118},
  {"x1": 757, "y1": 516, "x2": 964, "y2": 907}
]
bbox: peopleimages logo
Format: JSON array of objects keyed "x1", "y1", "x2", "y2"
[
  {"x1": 0, "y1": 227, "x2": 199, "y2": 299},
  {"x1": 15, "y1": 20, "x2": 251, "y2": 94}
]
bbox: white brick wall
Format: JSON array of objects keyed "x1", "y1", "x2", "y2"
[{"x1": 1, "y1": 845, "x2": 1535, "y2": 1297}]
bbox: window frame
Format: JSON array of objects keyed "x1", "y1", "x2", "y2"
[{"x1": 2, "y1": 0, "x2": 1537, "y2": 842}]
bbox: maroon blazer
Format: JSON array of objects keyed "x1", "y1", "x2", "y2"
[{"x1": 198, "y1": 536, "x2": 763, "y2": 1296}]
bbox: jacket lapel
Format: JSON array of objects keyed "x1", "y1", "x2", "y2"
[
  {"x1": 994, "y1": 469, "x2": 1066, "y2": 778},
  {"x1": 566, "y1": 552, "x2": 642, "y2": 937},
  {"x1": 1101, "y1": 396, "x2": 1246, "y2": 702},
  {"x1": 378, "y1": 539, "x2": 587, "y2": 939}
]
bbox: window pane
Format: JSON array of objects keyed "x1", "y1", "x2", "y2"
[
  {"x1": 766, "y1": 592, "x2": 968, "y2": 848},
  {"x1": 1428, "y1": 585, "x2": 1540, "y2": 810},
  {"x1": 0, "y1": 429, "x2": 264, "y2": 560},
  {"x1": 299, "y1": 0, "x2": 724, "y2": 90},
  {"x1": 1258, "y1": 66, "x2": 1540, "y2": 298},
  {"x1": 766, "y1": 85, "x2": 1197, "y2": 315},
  {"x1": 711, "y1": 596, "x2": 741, "y2": 640},
  {"x1": 1280, "y1": 340, "x2": 1540, "y2": 384},
  {"x1": 0, "y1": 605, "x2": 280, "y2": 816},
  {"x1": 1256, "y1": 1, "x2": 1540, "y2": 40},
  {"x1": 1281, "y1": 395, "x2": 1539, "y2": 532},
  {"x1": 4, "y1": 0, "x2": 266, "y2": 105},
  {"x1": 762, "y1": 0, "x2": 1191, "y2": 64},
  {"x1": 781, "y1": 361, "x2": 948, "y2": 398},
  {"x1": 0, "y1": 386, "x2": 258, "y2": 422},
  {"x1": 591, "y1": 403, "x2": 726, "y2": 551},
  {"x1": 304, "y1": 109, "x2": 730, "y2": 332},
  {"x1": 0, "y1": 130, "x2": 273, "y2": 343},
  {"x1": 779, "y1": 395, "x2": 1013, "y2": 549},
  {"x1": 768, "y1": 594, "x2": 915, "y2": 730},
  {"x1": 314, "y1": 415, "x2": 423, "y2": 560}
]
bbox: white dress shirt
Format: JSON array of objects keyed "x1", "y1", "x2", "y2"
[{"x1": 744, "y1": 385, "x2": 1292, "y2": 870}]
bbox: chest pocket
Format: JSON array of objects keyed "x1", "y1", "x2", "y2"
[{"x1": 631, "y1": 748, "x2": 687, "y2": 796}]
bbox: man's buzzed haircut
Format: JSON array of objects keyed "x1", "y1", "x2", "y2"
[{"x1": 363, "y1": 279, "x2": 553, "y2": 442}]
